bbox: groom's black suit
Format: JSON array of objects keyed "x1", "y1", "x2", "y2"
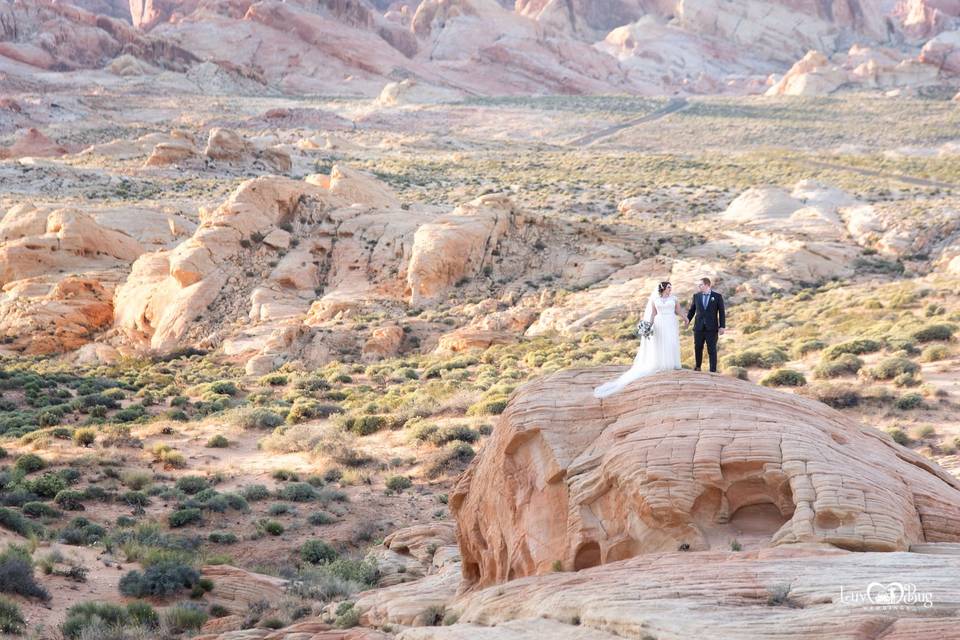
[{"x1": 687, "y1": 291, "x2": 725, "y2": 373}]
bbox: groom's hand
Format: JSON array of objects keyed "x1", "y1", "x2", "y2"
[{"x1": 719, "y1": 328, "x2": 725, "y2": 335}]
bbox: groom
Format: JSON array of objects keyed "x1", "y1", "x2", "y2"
[{"x1": 685, "y1": 277, "x2": 725, "y2": 373}]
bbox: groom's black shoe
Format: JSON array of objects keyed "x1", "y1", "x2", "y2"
[{"x1": 694, "y1": 368, "x2": 701, "y2": 372}]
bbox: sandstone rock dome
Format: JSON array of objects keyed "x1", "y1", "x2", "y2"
[{"x1": 452, "y1": 369, "x2": 960, "y2": 589}]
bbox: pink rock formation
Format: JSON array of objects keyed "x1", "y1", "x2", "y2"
[
  {"x1": 452, "y1": 369, "x2": 960, "y2": 589},
  {"x1": 0, "y1": 128, "x2": 68, "y2": 160},
  {"x1": 199, "y1": 564, "x2": 287, "y2": 613}
]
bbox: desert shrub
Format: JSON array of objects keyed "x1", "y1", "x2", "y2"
[
  {"x1": 120, "y1": 470, "x2": 152, "y2": 491},
  {"x1": 301, "y1": 539, "x2": 338, "y2": 565},
  {"x1": 113, "y1": 405, "x2": 146, "y2": 423},
  {"x1": 288, "y1": 400, "x2": 343, "y2": 425},
  {"x1": 278, "y1": 482, "x2": 318, "y2": 502},
  {"x1": 308, "y1": 511, "x2": 337, "y2": 526},
  {"x1": 866, "y1": 357, "x2": 920, "y2": 380},
  {"x1": 334, "y1": 603, "x2": 360, "y2": 629},
  {"x1": 813, "y1": 353, "x2": 863, "y2": 379},
  {"x1": 29, "y1": 472, "x2": 67, "y2": 499},
  {"x1": 911, "y1": 323, "x2": 955, "y2": 343},
  {"x1": 760, "y1": 369, "x2": 806, "y2": 387},
  {"x1": 723, "y1": 366, "x2": 748, "y2": 381},
  {"x1": 792, "y1": 339, "x2": 826, "y2": 358},
  {"x1": 0, "y1": 545, "x2": 49, "y2": 600},
  {"x1": 895, "y1": 393, "x2": 924, "y2": 410},
  {"x1": 61, "y1": 600, "x2": 158, "y2": 638},
  {"x1": 207, "y1": 381, "x2": 238, "y2": 396},
  {"x1": 54, "y1": 490, "x2": 86, "y2": 511},
  {"x1": 118, "y1": 561, "x2": 199, "y2": 598},
  {"x1": 425, "y1": 442, "x2": 475, "y2": 478},
  {"x1": 0, "y1": 596, "x2": 24, "y2": 634},
  {"x1": 242, "y1": 484, "x2": 270, "y2": 501},
  {"x1": 341, "y1": 414, "x2": 387, "y2": 436},
  {"x1": 175, "y1": 476, "x2": 210, "y2": 495},
  {"x1": 163, "y1": 602, "x2": 208, "y2": 634},
  {"x1": 722, "y1": 347, "x2": 788, "y2": 369},
  {"x1": 208, "y1": 532, "x2": 237, "y2": 544},
  {"x1": 59, "y1": 517, "x2": 106, "y2": 546},
  {"x1": 259, "y1": 374, "x2": 288, "y2": 387},
  {"x1": 206, "y1": 434, "x2": 229, "y2": 448},
  {"x1": 22, "y1": 502, "x2": 61, "y2": 518},
  {"x1": 429, "y1": 424, "x2": 480, "y2": 446},
  {"x1": 466, "y1": 398, "x2": 508, "y2": 416},
  {"x1": 14, "y1": 454, "x2": 44, "y2": 474},
  {"x1": 887, "y1": 428, "x2": 911, "y2": 446},
  {"x1": 822, "y1": 339, "x2": 882, "y2": 360},
  {"x1": 261, "y1": 520, "x2": 284, "y2": 536},
  {"x1": 0, "y1": 509, "x2": 32, "y2": 536},
  {"x1": 73, "y1": 428, "x2": 96, "y2": 447},
  {"x1": 805, "y1": 384, "x2": 860, "y2": 409},
  {"x1": 121, "y1": 491, "x2": 150, "y2": 508},
  {"x1": 168, "y1": 508, "x2": 202, "y2": 528},
  {"x1": 385, "y1": 475, "x2": 412, "y2": 494},
  {"x1": 921, "y1": 344, "x2": 950, "y2": 362},
  {"x1": 160, "y1": 450, "x2": 187, "y2": 469},
  {"x1": 237, "y1": 407, "x2": 285, "y2": 430},
  {"x1": 268, "y1": 503, "x2": 294, "y2": 516}
]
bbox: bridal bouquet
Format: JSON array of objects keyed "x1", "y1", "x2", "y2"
[{"x1": 636, "y1": 320, "x2": 654, "y2": 339}]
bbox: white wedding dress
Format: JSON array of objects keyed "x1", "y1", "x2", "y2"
[{"x1": 593, "y1": 293, "x2": 682, "y2": 398}]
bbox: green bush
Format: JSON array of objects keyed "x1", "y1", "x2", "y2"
[
  {"x1": 28, "y1": 473, "x2": 67, "y2": 499},
  {"x1": 385, "y1": 475, "x2": 412, "y2": 494},
  {"x1": 73, "y1": 428, "x2": 96, "y2": 447},
  {"x1": 792, "y1": 339, "x2": 826, "y2": 358},
  {"x1": 921, "y1": 344, "x2": 950, "y2": 362},
  {"x1": 466, "y1": 398, "x2": 508, "y2": 416},
  {"x1": 208, "y1": 381, "x2": 238, "y2": 396},
  {"x1": 822, "y1": 339, "x2": 883, "y2": 360},
  {"x1": 259, "y1": 374, "x2": 288, "y2": 387},
  {"x1": 887, "y1": 428, "x2": 911, "y2": 446},
  {"x1": 805, "y1": 384, "x2": 860, "y2": 409},
  {"x1": 813, "y1": 354, "x2": 863, "y2": 379},
  {"x1": 242, "y1": 484, "x2": 270, "y2": 501},
  {"x1": 911, "y1": 323, "x2": 955, "y2": 343},
  {"x1": 54, "y1": 490, "x2": 86, "y2": 511},
  {"x1": 278, "y1": 482, "x2": 318, "y2": 502},
  {"x1": 308, "y1": 512, "x2": 337, "y2": 526},
  {"x1": 723, "y1": 366, "x2": 749, "y2": 381},
  {"x1": 237, "y1": 408, "x2": 285, "y2": 430},
  {"x1": 0, "y1": 596, "x2": 24, "y2": 634},
  {"x1": 163, "y1": 602, "x2": 208, "y2": 633},
  {"x1": 759, "y1": 369, "x2": 806, "y2": 387},
  {"x1": 14, "y1": 454, "x2": 44, "y2": 474},
  {"x1": 175, "y1": 476, "x2": 210, "y2": 495},
  {"x1": 206, "y1": 434, "x2": 229, "y2": 448},
  {"x1": 261, "y1": 520, "x2": 284, "y2": 536},
  {"x1": 61, "y1": 600, "x2": 158, "y2": 638},
  {"x1": 168, "y1": 508, "x2": 202, "y2": 528},
  {"x1": 118, "y1": 561, "x2": 199, "y2": 597},
  {"x1": 341, "y1": 414, "x2": 387, "y2": 436},
  {"x1": 721, "y1": 347, "x2": 788, "y2": 369},
  {"x1": 22, "y1": 502, "x2": 61, "y2": 519},
  {"x1": 301, "y1": 539, "x2": 338, "y2": 565},
  {"x1": 0, "y1": 545, "x2": 49, "y2": 600},
  {"x1": 866, "y1": 357, "x2": 920, "y2": 381},
  {"x1": 895, "y1": 393, "x2": 924, "y2": 410},
  {"x1": 208, "y1": 532, "x2": 238, "y2": 544}
]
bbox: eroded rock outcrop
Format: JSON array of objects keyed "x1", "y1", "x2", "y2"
[{"x1": 452, "y1": 369, "x2": 960, "y2": 589}]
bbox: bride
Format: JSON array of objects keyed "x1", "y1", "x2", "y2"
[{"x1": 593, "y1": 281, "x2": 682, "y2": 398}]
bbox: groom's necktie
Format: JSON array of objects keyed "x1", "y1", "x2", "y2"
[{"x1": 701, "y1": 293, "x2": 709, "y2": 308}]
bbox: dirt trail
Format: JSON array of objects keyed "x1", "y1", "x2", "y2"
[
  {"x1": 803, "y1": 159, "x2": 960, "y2": 190},
  {"x1": 567, "y1": 97, "x2": 689, "y2": 147}
]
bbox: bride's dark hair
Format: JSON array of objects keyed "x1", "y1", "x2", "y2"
[{"x1": 658, "y1": 281, "x2": 671, "y2": 294}]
